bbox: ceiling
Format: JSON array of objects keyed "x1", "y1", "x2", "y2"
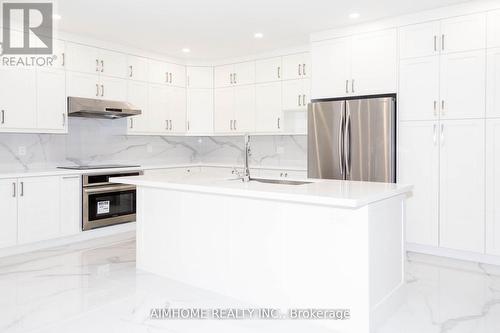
[{"x1": 57, "y1": 0, "x2": 479, "y2": 61}]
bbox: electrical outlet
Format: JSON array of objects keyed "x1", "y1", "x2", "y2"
[
  {"x1": 18, "y1": 146, "x2": 26, "y2": 156},
  {"x1": 276, "y1": 146, "x2": 285, "y2": 154},
  {"x1": 147, "y1": 144, "x2": 153, "y2": 153}
]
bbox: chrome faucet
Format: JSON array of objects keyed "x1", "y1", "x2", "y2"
[{"x1": 242, "y1": 134, "x2": 251, "y2": 182}]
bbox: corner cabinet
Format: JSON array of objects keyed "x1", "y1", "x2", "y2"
[{"x1": 311, "y1": 29, "x2": 397, "y2": 99}]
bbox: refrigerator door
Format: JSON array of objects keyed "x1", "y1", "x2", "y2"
[
  {"x1": 308, "y1": 100, "x2": 346, "y2": 180},
  {"x1": 345, "y1": 97, "x2": 396, "y2": 183}
]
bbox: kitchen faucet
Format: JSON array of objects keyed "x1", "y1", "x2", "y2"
[{"x1": 242, "y1": 134, "x2": 251, "y2": 182}]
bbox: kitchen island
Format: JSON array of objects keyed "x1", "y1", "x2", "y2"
[{"x1": 112, "y1": 173, "x2": 411, "y2": 333}]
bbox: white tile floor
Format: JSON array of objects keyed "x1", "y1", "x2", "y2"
[{"x1": 1, "y1": 233, "x2": 499, "y2": 333}]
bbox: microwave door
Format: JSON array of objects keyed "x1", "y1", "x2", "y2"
[
  {"x1": 307, "y1": 100, "x2": 346, "y2": 180},
  {"x1": 345, "y1": 97, "x2": 396, "y2": 183}
]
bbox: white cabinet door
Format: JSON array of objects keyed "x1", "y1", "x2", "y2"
[
  {"x1": 100, "y1": 77, "x2": 127, "y2": 101},
  {"x1": 166, "y1": 63, "x2": 186, "y2": 87},
  {"x1": 439, "y1": 119, "x2": 485, "y2": 253},
  {"x1": 168, "y1": 87, "x2": 186, "y2": 133},
  {"x1": 0, "y1": 67, "x2": 37, "y2": 130},
  {"x1": 127, "y1": 81, "x2": 149, "y2": 133},
  {"x1": 0, "y1": 179, "x2": 17, "y2": 248},
  {"x1": 52, "y1": 39, "x2": 66, "y2": 70},
  {"x1": 187, "y1": 89, "x2": 214, "y2": 134},
  {"x1": 214, "y1": 87, "x2": 235, "y2": 133},
  {"x1": 487, "y1": 10, "x2": 500, "y2": 48},
  {"x1": 67, "y1": 72, "x2": 99, "y2": 99},
  {"x1": 234, "y1": 85, "x2": 255, "y2": 132},
  {"x1": 234, "y1": 61, "x2": 255, "y2": 86},
  {"x1": 255, "y1": 57, "x2": 282, "y2": 83},
  {"x1": 440, "y1": 13, "x2": 486, "y2": 54},
  {"x1": 60, "y1": 176, "x2": 81, "y2": 237},
  {"x1": 398, "y1": 121, "x2": 439, "y2": 246},
  {"x1": 255, "y1": 82, "x2": 282, "y2": 133},
  {"x1": 399, "y1": 56, "x2": 440, "y2": 121},
  {"x1": 187, "y1": 67, "x2": 213, "y2": 88},
  {"x1": 18, "y1": 177, "x2": 61, "y2": 244},
  {"x1": 127, "y1": 55, "x2": 148, "y2": 82},
  {"x1": 148, "y1": 59, "x2": 168, "y2": 84},
  {"x1": 99, "y1": 49, "x2": 127, "y2": 78},
  {"x1": 282, "y1": 52, "x2": 310, "y2": 80},
  {"x1": 65, "y1": 42, "x2": 100, "y2": 74},
  {"x1": 148, "y1": 84, "x2": 169, "y2": 133},
  {"x1": 37, "y1": 68, "x2": 67, "y2": 131},
  {"x1": 487, "y1": 48, "x2": 500, "y2": 118},
  {"x1": 311, "y1": 37, "x2": 351, "y2": 99},
  {"x1": 283, "y1": 79, "x2": 309, "y2": 111},
  {"x1": 399, "y1": 21, "x2": 441, "y2": 59},
  {"x1": 215, "y1": 64, "x2": 234, "y2": 88},
  {"x1": 440, "y1": 50, "x2": 486, "y2": 119},
  {"x1": 486, "y1": 119, "x2": 500, "y2": 255},
  {"x1": 351, "y1": 29, "x2": 398, "y2": 95}
]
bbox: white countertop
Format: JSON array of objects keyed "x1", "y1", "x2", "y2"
[{"x1": 111, "y1": 174, "x2": 412, "y2": 209}]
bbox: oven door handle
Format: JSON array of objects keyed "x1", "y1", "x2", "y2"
[{"x1": 83, "y1": 184, "x2": 136, "y2": 194}]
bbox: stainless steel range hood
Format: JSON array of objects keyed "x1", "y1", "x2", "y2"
[{"x1": 68, "y1": 97, "x2": 141, "y2": 119}]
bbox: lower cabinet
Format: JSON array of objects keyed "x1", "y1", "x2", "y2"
[
  {"x1": 0, "y1": 179, "x2": 18, "y2": 248},
  {"x1": 486, "y1": 119, "x2": 500, "y2": 255},
  {"x1": 400, "y1": 119, "x2": 485, "y2": 254},
  {"x1": 17, "y1": 177, "x2": 61, "y2": 244},
  {"x1": 0, "y1": 175, "x2": 81, "y2": 248},
  {"x1": 398, "y1": 121, "x2": 439, "y2": 246}
]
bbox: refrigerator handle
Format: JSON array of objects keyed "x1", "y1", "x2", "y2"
[
  {"x1": 339, "y1": 110, "x2": 345, "y2": 176},
  {"x1": 344, "y1": 109, "x2": 351, "y2": 178}
]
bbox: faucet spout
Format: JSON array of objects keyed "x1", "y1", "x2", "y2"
[{"x1": 242, "y1": 134, "x2": 251, "y2": 182}]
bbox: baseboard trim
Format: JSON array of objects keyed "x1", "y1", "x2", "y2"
[{"x1": 407, "y1": 242, "x2": 500, "y2": 266}]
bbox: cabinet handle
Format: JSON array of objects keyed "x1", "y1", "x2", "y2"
[
  {"x1": 96, "y1": 83, "x2": 99, "y2": 96},
  {"x1": 277, "y1": 66, "x2": 281, "y2": 79},
  {"x1": 345, "y1": 80, "x2": 349, "y2": 94},
  {"x1": 96, "y1": 59, "x2": 99, "y2": 72},
  {"x1": 169, "y1": 120, "x2": 172, "y2": 131},
  {"x1": 302, "y1": 63, "x2": 306, "y2": 76},
  {"x1": 62, "y1": 52, "x2": 65, "y2": 67},
  {"x1": 298, "y1": 64, "x2": 302, "y2": 76},
  {"x1": 230, "y1": 119, "x2": 233, "y2": 130},
  {"x1": 165, "y1": 120, "x2": 169, "y2": 130},
  {"x1": 302, "y1": 94, "x2": 306, "y2": 106},
  {"x1": 298, "y1": 95, "x2": 302, "y2": 106},
  {"x1": 441, "y1": 34, "x2": 445, "y2": 51},
  {"x1": 12, "y1": 182, "x2": 16, "y2": 198},
  {"x1": 100, "y1": 60, "x2": 104, "y2": 72},
  {"x1": 440, "y1": 124, "x2": 445, "y2": 146},
  {"x1": 129, "y1": 65, "x2": 133, "y2": 78},
  {"x1": 62, "y1": 113, "x2": 66, "y2": 127},
  {"x1": 229, "y1": 73, "x2": 233, "y2": 84},
  {"x1": 20, "y1": 182, "x2": 24, "y2": 197},
  {"x1": 234, "y1": 73, "x2": 237, "y2": 84},
  {"x1": 130, "y1": 118, "x2": 134, "y2": 129},
  {"x1": 101, "y1": 84, "x2": 104, "y2": 97},
  {"x1": 433, "y1": 124, "x2": 437, "y2": 145},
  {"x1": 433, "y1": 101, "x2": 437, "y2": 116},
  {"x1": 351, "y1": 79, "x2": 355, "y2": 93},
  {"x1": 434, "y1": 36, "x2": 437, "y2": 52},
  {"x1": 234, "y1": 119, "x2": 237, "y2": 130},
  {"x1": 277, "y1": 117, "x2": 281, "y2": 129},
  {"x1": 187, "y1": 121, "x2": 190, "y2": 131},
  {"x1": 169, "y1": 72, "x2": 173, "y2": 84},
  {"x1": 441, "y1": 100, "x2": 445, "y2": 115},
  {"x1": 1, "y1": 110, "x2": 4, "y2": 124}
]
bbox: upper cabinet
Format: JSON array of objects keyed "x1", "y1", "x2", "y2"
[
  {"x1": 127, "y1": 55, "x2": 149, "y2": 82},
  {"x1": 255, "y1": 57, "x2": 282, "y2": 83},
  {"x1": 66, "y1": 42, "x2": 128, "y2": 78},
  {"x1": 399, "y1": 13, "x2": 486, "y2": 59},
  {"x1": 215, "y1": 61, "x2": 255, "y2": 88},
  {"x1": 282, "y1": 53, "x2": 310, "y2": 80},
  {"x1": 487, "y1": 10, "x2": 500, "y2": 48},
  {"x1": 148, "y1": 59, "x2": 186, "y2": 87},
  {"x1": 311, "y1": 29, "x2": 397, "y2": 99},
  {"x1": 187, "y1": 66, "x2": 214, "y2": 89},
  {"x1": 186, "y1": 66, "x2": 214, "y2": 134}
]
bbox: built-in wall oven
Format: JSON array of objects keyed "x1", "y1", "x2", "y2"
[{"x1": 82, "y1": 171, "x2": 143, "y2": 231}]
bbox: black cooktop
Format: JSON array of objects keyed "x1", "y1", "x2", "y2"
[{"x1": 57, "y1": 164, "x2": 141, "y2": 170}]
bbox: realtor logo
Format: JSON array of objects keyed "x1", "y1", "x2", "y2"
[{"x1": 2, "y1": 2, "x2": 53, "y2": 54}]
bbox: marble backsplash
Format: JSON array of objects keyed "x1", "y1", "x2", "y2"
[{"x1": 0, "y1": 118, "x2": 307, "y2": 171}]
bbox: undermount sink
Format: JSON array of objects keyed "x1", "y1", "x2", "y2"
[{"x1": 250, "y1": 178, "x2": 313, "y2": 186}]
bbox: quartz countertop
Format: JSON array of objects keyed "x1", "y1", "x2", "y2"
[{"x1": 111, "y1": 174, "x2": 412, "y2": 209}]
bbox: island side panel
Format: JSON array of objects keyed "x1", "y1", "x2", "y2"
[{"x1": 136, "y1": 186, "x2": 373, "y2": 333}]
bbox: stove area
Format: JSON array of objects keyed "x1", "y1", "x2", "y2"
[{"x1": 57, "y1": 164, "x2": 141, "y2": 170}]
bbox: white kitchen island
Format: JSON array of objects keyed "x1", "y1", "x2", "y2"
[{"x1": 112, "y1": 174, "x2": 411, "y2": 333}]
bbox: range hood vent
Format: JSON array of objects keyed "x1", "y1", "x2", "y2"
[{"x1": 68, "y1": 97, "x2": 141, "y2": 119}]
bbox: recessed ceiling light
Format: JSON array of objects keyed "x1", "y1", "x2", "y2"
[
  {"x1": 53, "y1": 14, "x2": 62, "y2": 20},
  {"x1": 349, "y1": 12, "x2": 360, "y2": 19},
  {"x1": 254, "y1": 33, "x2": 264, "y2": 39},
  {"x1": 182, "y1": 48, "x2": 191, "y2": 53}
]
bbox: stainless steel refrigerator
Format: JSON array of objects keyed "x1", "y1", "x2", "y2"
[{"x1": 308, "y1": 96, "x2": 396, "y2": 183}]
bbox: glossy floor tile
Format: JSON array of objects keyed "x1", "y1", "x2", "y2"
[{"x1": 0, "y1": 233, "x2": 499, "y2": 333}]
